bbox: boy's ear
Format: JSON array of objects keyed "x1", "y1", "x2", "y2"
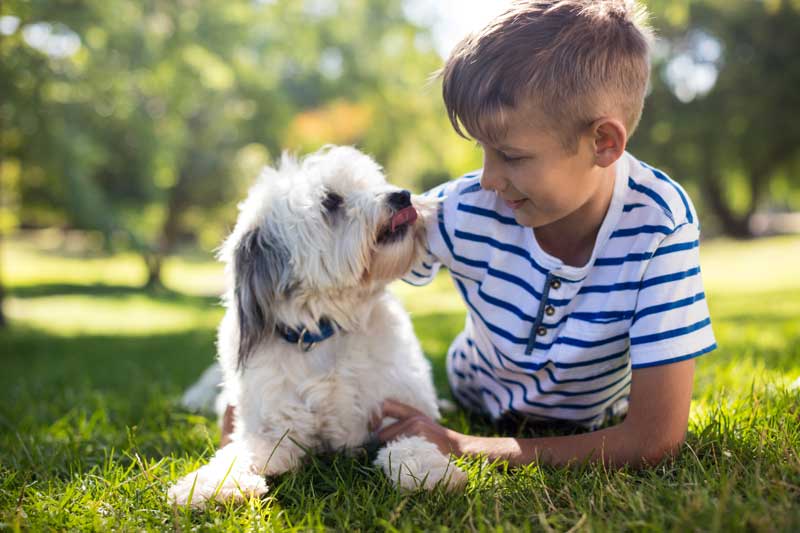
[{"x1": 590, "y1": 118, "x2": 627, "y2": 168}]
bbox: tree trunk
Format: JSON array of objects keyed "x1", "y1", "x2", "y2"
[
  {"x1": 0, "y1": 254, "x2": 6, "y2": 328},
  {"x1": 144, "y1": 252, "x2": 165, "y2": 291},
  {"x1": 141, "y1": 111, "x2": 209, "y2": 291},
  {"x1": 698, "y1": 136, "x2": 759, "y2": 239},
  {"x1": 701, "y1": 174, "x2": 754, "y2": 239},
  {"x1": 143, "y1": 168, "x2": 190, "y2": 291}
]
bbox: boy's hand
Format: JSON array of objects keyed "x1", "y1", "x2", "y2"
[
  {"x1": 376, "y1": 399, "x2": 466, "y2": 456},
  {"x1": 376, "y1": 360, "x2": 697, "y2": 468},
  {"x1": 220, "y1": 404, "x2": 235, "y2": 447}
]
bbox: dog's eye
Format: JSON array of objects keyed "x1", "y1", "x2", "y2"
[{"x1": 322, "y1": 191, "x2": 344, "y2": 213}]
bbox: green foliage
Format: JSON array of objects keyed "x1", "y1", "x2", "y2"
[
  {"x1": 632, "y1": 0, "x2": 800, "y2": 236},
  {"x1": 0, "y1": 0, "x2": 477, "y2": 256},
  {"x1": 1, "y1": 234, "x2": 799, "y2": 530},
  {"x1": 4, "y1": 0, "x2": 797, "y2": 255}
]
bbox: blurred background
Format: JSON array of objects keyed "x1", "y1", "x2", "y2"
[
  {"x1": 1, "y1": 0, "x2": 798, "y2": 375},
  {"x1": 2, "y1": 2, "x2": 800, "y2": 528}
]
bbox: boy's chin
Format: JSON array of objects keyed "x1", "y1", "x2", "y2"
[
  {"x1": 512, "y1": 209, "x2": 554, "y2": 229},
  {"x1": 514, "y1": 202, "x2": 577, "y2": 231}
]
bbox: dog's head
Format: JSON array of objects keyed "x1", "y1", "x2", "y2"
[{"x1": 219, "y1": 145, "x2": 438, "y2": 365}]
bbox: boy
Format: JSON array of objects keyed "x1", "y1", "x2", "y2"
[{"x1": 375, "y1": 0, "x2": 717, "y2": 467}]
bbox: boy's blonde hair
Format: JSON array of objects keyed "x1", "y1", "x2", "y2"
[{"x1": 441, "y1": 0, "x2": 653, "y2": 151}]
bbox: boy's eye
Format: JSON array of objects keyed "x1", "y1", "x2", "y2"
[
  {"x1": 475, "y1": 141, "x2": 527, "y2": 164},
  {"x1": 499, "y1": 151, "x2": 525, "y2": 163}
]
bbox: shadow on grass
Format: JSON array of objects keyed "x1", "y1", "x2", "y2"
[
  {"x1": 8, "y1": 282, "x2": 221, "y2": 306},
  {"x1": 1, "y1": 324, "x2": 218, "y2": 394},
  {"x1": 10, "y1": 233, "x2": 218, "y2": 264},
  {"x1": 0, "y1": 323, "x2": 223, "y2": 464},
  {"x1": 0, "y1": 309, "x2": 464, "y2": 459},
  {"x1": 4, "y1": 296, "x2": 797, "y2": 468},
  {"x1": 0, "y1": 308, "x2": 466, "y2": 466},
  {"x1": 3, "y1": 298, "x2": 797, "y2": 429}
]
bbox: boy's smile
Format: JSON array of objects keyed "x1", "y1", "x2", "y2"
[{"x1": 476, "y1": 107, "x2": 623, "y2": 266}]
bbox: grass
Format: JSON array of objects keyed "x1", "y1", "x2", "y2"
[{"x1": 1, "y1": 231, "x2": 799, "y2": 531}]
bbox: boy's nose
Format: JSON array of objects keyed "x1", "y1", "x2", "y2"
[{"x1": 479, "y1": 160, "x2": 508, "y2": 193}]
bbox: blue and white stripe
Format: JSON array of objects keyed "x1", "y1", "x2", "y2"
[{"x1": 405, "y1": 152, "x2": 716, "y2": 428}]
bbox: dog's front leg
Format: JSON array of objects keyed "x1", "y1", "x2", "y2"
[
  {"x1": 167, "y1": 430, "x2": 306, "y2": 508},
  {"x1": 167, "y1": 437, "x2": 267, "y2": 508}
]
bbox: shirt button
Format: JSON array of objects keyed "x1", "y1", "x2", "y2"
[
  {"x1": 545, "y1": 305, "x2": 555, "y2": 316},
  {"x1": 536, "y1": 326, "x2": 547, "y2": 336},
  {"x1": 550, "y1": 279, "x2": 561, "y2": 290}
]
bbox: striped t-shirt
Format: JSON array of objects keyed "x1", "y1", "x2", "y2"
[{"x1": 405, "y1": 151, "x2": 717, "y2": 429}]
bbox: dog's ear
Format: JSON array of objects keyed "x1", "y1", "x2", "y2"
[{"x1": 233, "y1": 226, "x2": 289, "y2": 368}]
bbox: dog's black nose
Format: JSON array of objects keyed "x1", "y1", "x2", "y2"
[{"x1": 387, "y1": 190, "x2": 412, "y2": 210}]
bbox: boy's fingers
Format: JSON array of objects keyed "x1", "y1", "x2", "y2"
[
  {"x1": 381, "y1": 399, "x2": 426, "y2": 421},
  {"x1": 368, "y1": 410, "x2": 382, "y2": 431},
  {"x1": 220, "y1": 404, "x2": 236, "y2": 448},
  {"x1": 376, "y1": 416, "x2": 425, "y2": 443}
]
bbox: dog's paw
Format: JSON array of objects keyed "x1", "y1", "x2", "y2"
[
  {"x1": 167, "y1": 464, "x2": 268, "y2": 508},
  {"x1": 375, "y1": 436, "x2": 467, "y2": 491}
]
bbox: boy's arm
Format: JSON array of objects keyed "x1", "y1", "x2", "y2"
[{"x1": 378, "y1": 358, "x2": 695, "y2": 468}]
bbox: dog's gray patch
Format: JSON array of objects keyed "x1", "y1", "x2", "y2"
[{"x1": 233, "y1": 225, "x2": 291, "y2": 368}]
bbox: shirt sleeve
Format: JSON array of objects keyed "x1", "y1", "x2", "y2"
[
  {"x1": 401, "y1": 246, "x2": 442, "y2": 286},
  {"x1": 628, "y1": 222, "x2": 717, "y2": 368},
  {"x1": 401, "y1": 181, "x2": 453, "y2": 286}
]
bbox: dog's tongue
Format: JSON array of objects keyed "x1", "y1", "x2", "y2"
[{"x1": 390, "y1": 206, "x2": 418, "y2": 232}]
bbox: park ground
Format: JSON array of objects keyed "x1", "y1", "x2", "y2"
[{"x1": 1, "y1": 232, "x2": 799, "y2": 531}]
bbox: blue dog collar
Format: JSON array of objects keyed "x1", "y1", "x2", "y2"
[{"x1": 276, "y1": 318, "x2": 337, "y2": 351}]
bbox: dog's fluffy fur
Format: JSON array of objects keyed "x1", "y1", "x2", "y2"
[{"x1": 168, "y1": 146, "x2": 465, "y2": 507}]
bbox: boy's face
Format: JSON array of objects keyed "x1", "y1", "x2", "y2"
[{"x1": 475, "y1": 107, "x2": 611, "y2": 231}]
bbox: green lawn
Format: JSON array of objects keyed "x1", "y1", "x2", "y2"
[{"x1": 1, "y1": 232, "x2": 799, "y2": 531}]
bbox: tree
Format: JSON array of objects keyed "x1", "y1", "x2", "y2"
[
  {"x1": 631, "y1": 0, "x2": 800, "y2": 237},
  {"x1": 2, "y1": 0, "x2": 458, "y2": 289}
]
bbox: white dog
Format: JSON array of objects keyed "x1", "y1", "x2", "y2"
[{"x1": 168, "y1": 146, "x2": 466, "y2": 507}]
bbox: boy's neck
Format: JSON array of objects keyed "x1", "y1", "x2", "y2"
[{"x1": 534, "y1": 163, "x2": 617, "y2": 268}]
